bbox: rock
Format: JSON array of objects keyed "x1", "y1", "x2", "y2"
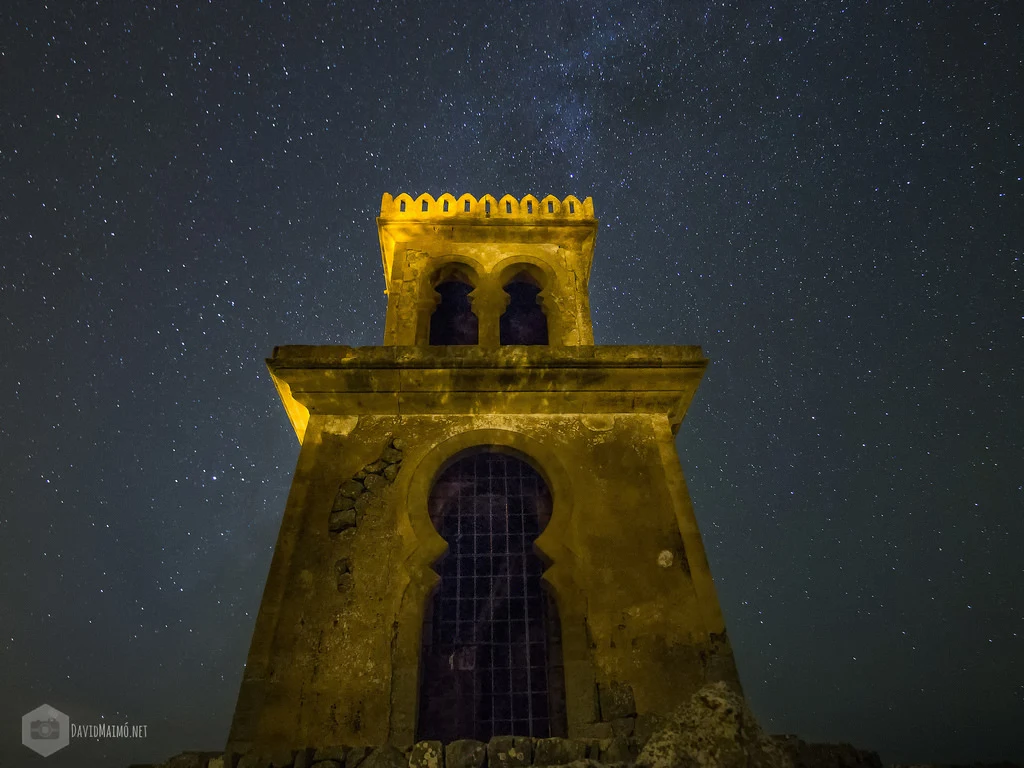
[
  {"x1": 772, "y1": 736, "x2": 882, "y2": 768},
  {"x1": 360, "y1": 745, "x2": 406, "y2": 768},
  {"x1": 339, "y1": 480, "x2": 364, "y2": 499},
  {"x1": 312, "y1": 747, "x2": 347, "y2": 763},
  {"x1": 362, "y1": 473, "x2": 386, "y2": 491},
  {"x1": 611, "y1": 717, "x2": 635, "y2": 737},
  {"x1": 332, "y1": 495, "x2": 355, "y2": 512},
  {"x1": 329, "y1": 509, "x2": 357, "y2": 532},
  {"x1": 311, "y1": 762, "x2": 342, "y2": 768},
  {"x1": 599, "y1": 681, "x2": 636, "y2": 720},
  {"x1": 383, "y1": 464, "x2": 400, "y2": 482},
  {"x1": 345, "y1": 747, "x2": 370, "y2": 768},
  {"x1": 633, "y1": 712, "x2": 669, "y2": 747},
  {"x1": 354, "y1": 494, "x2": 373, "y2": 514},
  {"x1": 487, "y1": 736, "x2": 532, "y2": 768},
  {"x1": 352, "y1": 470, "x2": 366, "y2": 480},
  {"x1": 599, "y1": 736, "x2": 636, "y2": 763},
  {"x1": 293, "y1": 749, "x2": 315, "y2": 768},
  {"x1": 636, "y1": 682, "x2": 791, "y2": 768},
  {"x1": 391, "y1": 438, "x2": 406, "y2": 450},
  {"x1": 237, "y1": 754, "x2": 274, "y2": 768},
  {"x1": 445, "y1": 739, "x2": 486, "y2": 768},
  {"x1": 409, "y1": 741, "x2": 444, "y2": 768},
  {"x1": 533, "y1": 738, "x2": 587, "y2": 766},
  {"x1": 363, "y1": 460, "x2": 387, "y2": 474},
  {"x1": 381, "y1": 447, "x2": 403, "y2": 463}
]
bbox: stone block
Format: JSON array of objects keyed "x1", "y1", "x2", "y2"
[
  {"x1": 381, "y1": 447, "x2": 403, "y2": 463},
  {"x1": 331, "y1": 494, "x2": 355, "y2": 512},
  {"x1": 445, "y1": 739, "x2": 486, "y2": 768},
  {"x1": 409, "y1": 740, "x2": 444, "y2": 768},
  {"x1": 383, "y1": 464, "x2": 400, "y2": 481},
  {"x1": 577, "y1": 722, "x2": 613, "y2": 740},
  {"x1": 346, "y1": 747, "x2": 371, "y2": 768},
  {"x1": 599, "y1": 681, "x2": 636, "y2": 720},
  {"x1": 599, "y1": 736, "x2": 636, "y2": 764},
  {"x1": 633, "y1": 712, "x2": 669, "y2": 747},
  {"x1": 293, "y1": 748, "x2": 315, "y2": 768},
  {"x1": 487, "y1": 736, "x2": 532, "y2": 768},
  {"x1": 329, "y1": 509, "x2": 357, "y2": 532},
  {"x1": 532, "y1": 738, "x2": 587, "y2": 766},
  {"x1": 237, "y1": 754, "x2": 273, "y2": 768},
  {"x1": 363, "y1": 460, "x2": 387, "y2": 474},
  {"x1": 339, "y1": 480, "x2": 364, "y2": 499},
  {"x1": 391, "y1": 438, "x2": 407, "y2": 450},
  {"x1": 610, "y1": 717, "x2": 635, "y2": 737},
  {"x1": 354, "y1": 494, "x2": 373, "y2": 514},
  {"x1": 362, "y1": 473, "x2": 386, "y2": 490},
  {"x1": 312, "y1": 748, "x2": 348, "y2": 763},
  {"x1": 361, "y1": 745, "x2": 407, "y2": 768}
]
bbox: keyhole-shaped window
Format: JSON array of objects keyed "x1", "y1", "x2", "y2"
[
  {"x1": 500, "y1": 274, "x2": 548, "y2": 345},
  {"x1": 417, "y1": 451, "x2": 566, "y2": 742},
  {"x1": 430, "y1": 280, "x2": 479, "y2": 345}
]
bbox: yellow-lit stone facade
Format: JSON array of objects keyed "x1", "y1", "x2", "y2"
[{"x1": 227, "y1": 193, "x2": 741, "y2": 754}]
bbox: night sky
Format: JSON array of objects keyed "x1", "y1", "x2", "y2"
[{"x1": 2, "y1": 2, "x2": 1021, "y2": 767}]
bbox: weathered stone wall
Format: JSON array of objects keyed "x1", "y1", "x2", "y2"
[{"x1": 228, "y1": 407, "x2": 740, "y2": 753}]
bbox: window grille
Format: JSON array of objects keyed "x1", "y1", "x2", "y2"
[{"x1": 417, "y1": 452, "x2": 566, "y2": 742}]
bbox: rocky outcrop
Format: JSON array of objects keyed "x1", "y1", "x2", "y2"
[
  {"x1": 635, "y1": 682, "x2": 789, "y2": 768},
  {"x1": 139, "y1": 684, "x2": 894, "y2": 768}
]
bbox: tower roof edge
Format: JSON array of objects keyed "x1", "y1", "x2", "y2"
[{"x1": 380, "y1": 192, "x2": 595, "y2": 220}]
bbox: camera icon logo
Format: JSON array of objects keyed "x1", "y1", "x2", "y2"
[{"x1": 22, "y1": 704, "x2": 69, "y2": 757}]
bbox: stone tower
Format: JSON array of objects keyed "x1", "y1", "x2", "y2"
[{"x1": 227, "y1": 193, "x2": 741, "y2": 755}]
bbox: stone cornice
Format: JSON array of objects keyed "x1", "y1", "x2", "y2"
[{"x1": 267, "y1": 345, "x2": 708, "y2": 442}]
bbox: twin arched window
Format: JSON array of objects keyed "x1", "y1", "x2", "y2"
[{"x1": 427, "y1": 269, "x2": 549, "y2": 346}]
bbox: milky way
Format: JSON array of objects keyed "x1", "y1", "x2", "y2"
[{"x1": 1, "y1": 2, "x2": 1021, "y2": 766}]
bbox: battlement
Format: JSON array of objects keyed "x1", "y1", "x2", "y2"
[{"x1": 380, "y1": 192, "x2": 595, "y2": 220}]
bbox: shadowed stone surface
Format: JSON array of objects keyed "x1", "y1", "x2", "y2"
[
  {"x1": 446, "y1": 740, "x2": 486, "y2": 768},
  {"x1": 360, "y1": 745, "x2": 407, "y2": 768},
  {"x1": 346, "y1": 747, "x2": 370, "y2": 768},
  {"x1": 534, "y1": 738, "x2": 588, "y2": 766},
  {"x1": 312, "y1": 747, "x2": 348, "y2": 763}
]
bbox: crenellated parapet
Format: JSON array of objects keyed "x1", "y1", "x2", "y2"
[{"x1": 381, "y1": 192, "x2": 595, "y2": 220}]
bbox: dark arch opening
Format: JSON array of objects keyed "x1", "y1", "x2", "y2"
[
  {"x1": 430, "y1": 279, "x2": 479, "y2": 345},
  {"x1": 500, "y1": 273, "x2": 548, "y2": 345},
  {"x1": 417, "y1": 451, "x2": 566, "y2": 742}
]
